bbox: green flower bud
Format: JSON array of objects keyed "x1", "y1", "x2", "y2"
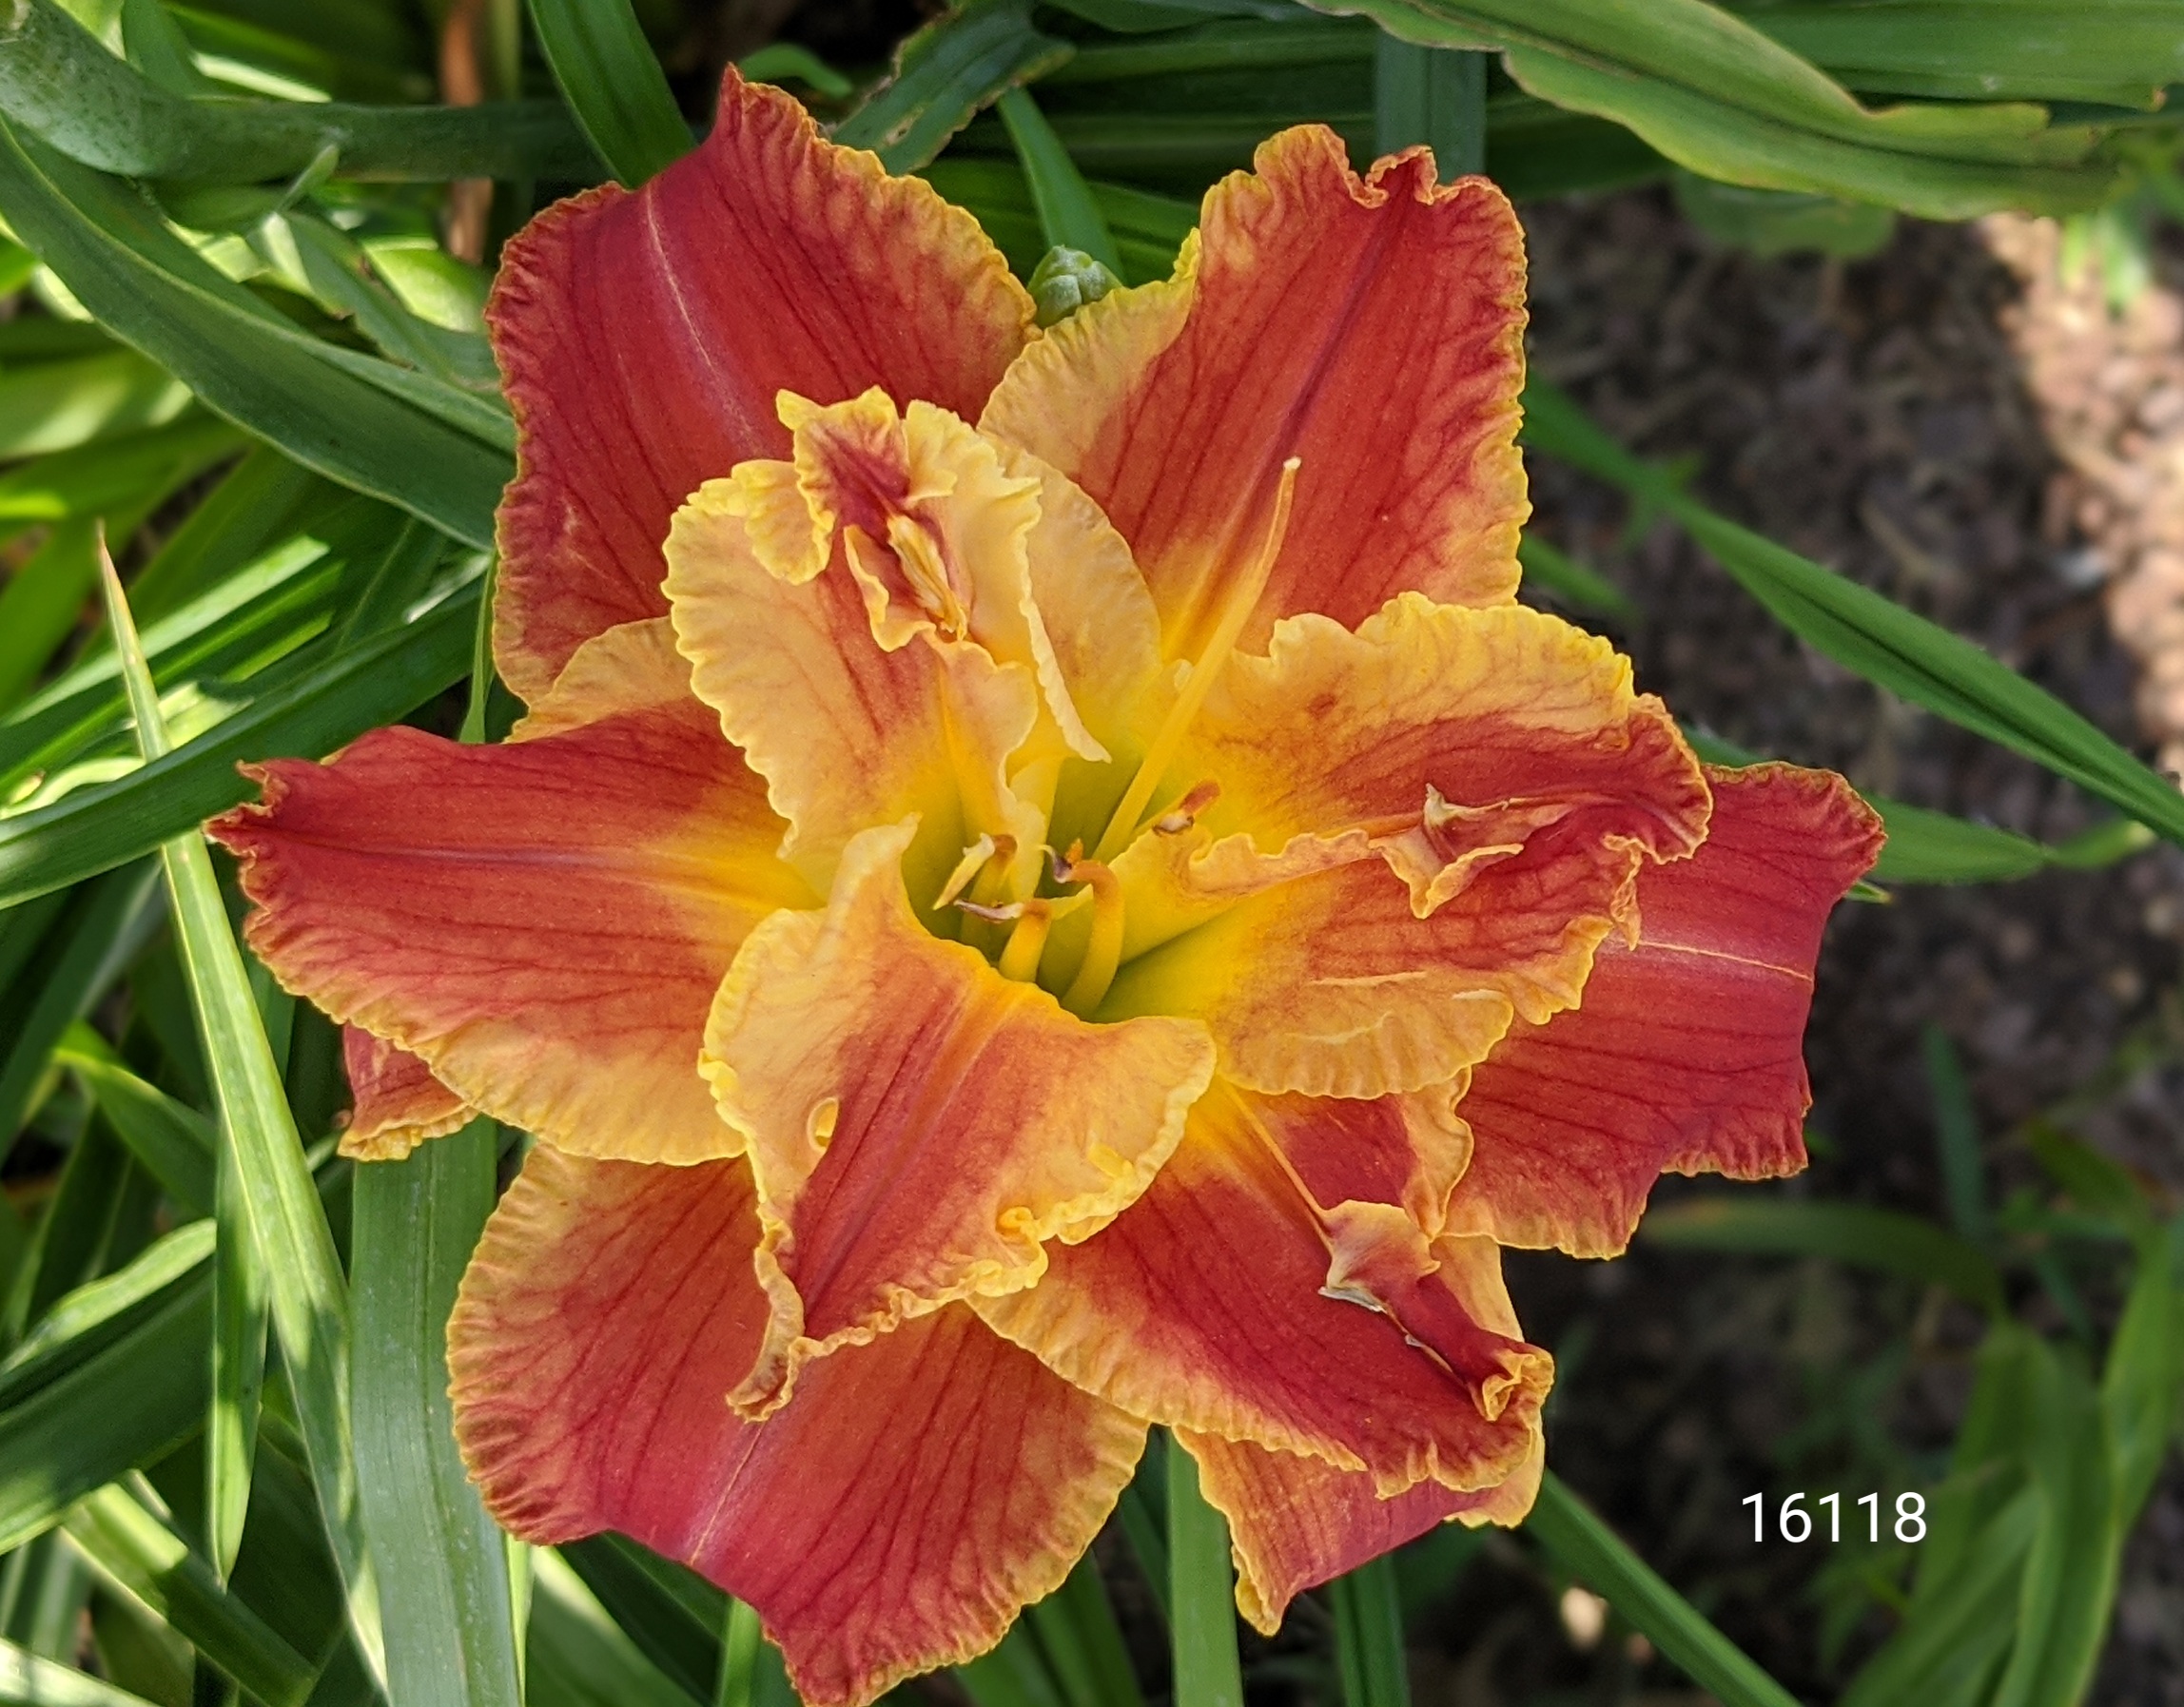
[{"x1": 1029, "y1": 246, "x2": 1121, "y2": 328}]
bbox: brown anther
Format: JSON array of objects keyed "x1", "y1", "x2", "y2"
[{"x1": 1153, "y1": 779, "x2": 1222, "y2": 835}]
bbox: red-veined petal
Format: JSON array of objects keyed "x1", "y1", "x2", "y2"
[
  {"x1": 341, "y1": 1028, "x2": 471, "y2": 1160},
  {"x1": 1446, "y1": 764, "x2": 1883, "y2": 1256},
  {"x1": 703, "y1": 819, "x2": 1216, "y2": 1416},
  {"x1": 490, "y1": 69, "x2": 1033, "y2": 699},
  {"x1": 448, "y1": 1145, "x2": 1143, "y2": 1707},
  {"x1": 983, "y1": 129, "x2": 1525, "y2": 659}
]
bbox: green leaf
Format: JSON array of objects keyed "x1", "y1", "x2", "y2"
[
  {"x1": 0, "y1": 575, "x2": 478, "y2": 910},
  {"x1": 0, "y1": 413, "x2": 243, "y2": 521},
  {"x1": 559, "y1": 1535, "x2": 721, "y2": 1703},
  {"x1": 0, "y1": 1220, "x2": 211, "y2": 1409},
  {"x1": 1749, "y1": 5, "x2": 2184, "y2": 108},
  {"x1": 1330, "y1": 1555, "x2": 1410, "y2": 1707},
  {"x1": 526, "y1": 0, "x2": 689, "y2": 187},
  {"x1": 352, "y1": 1116, "x2": 523, "y2": 1707},
  {"x1": 0, "y1": 347, "x2": 189, "y2": 459},
  {"x1": 737, "y1": 44, "x2": 853, "y2": 100},
  {"x1": 0, "y1": 510, "x2": 160, "y2": 715},
  {"x1": 997, "y1": 86, "x2": 1121, "y2": 275},
  {"x1": 2099, "y1": 1217, "x2": 2183, "y2": 1529},
  {"x1": 0, "y1": 858, "x2": 160, "y2": 1145},
  {"x1": 834, "y1": 0, "x2": 1074, "y2": 173},
  {"x1": 528, "y1": 1549, "x2": 701, "y2": 1707},
  {"x1": 1165, "y1": 1438, "x2": 1242, "y2": 1707},
  {"x1": 1842, "y1": 1484, "x2": 2037, "y2": 1707},
  {"x1": 94, "y1": 552, "x2": 383, "y2": 1687},
  {"x1": 52, "y1": 1031, "x2": 213, "y2": 1214},
  {"x1": 0, "y1": 1272, "x2": 209, "y2": 1553},
  {"x1": 1525, "y1": 1472, "x2": 1801, "y2": 1707},
  {"x1": 714, "y1": 1595, "x2": 795, "y2": 1707},
  {"x1": 1641, "y1": 1196, "x2": 2005, "y2": 1312},
  {"x1": 1373, "y1": 35, "x2": 1484, "y2": 175},
  {"x1": 1672, "y1": 170, "x2": 1895, "y2": 260},
  {"x1": 206, "y1": 1129, "x2": 267, "y2": 1582},
  {"x1": 4, "y1": 1117, "x2": 140, "y2": 1346},
  {"x1": 62, "y1": 1481, "x2": 315, "y2": 1707},
  {"x1": 0, "y1": 0, "x2": 599, "y2": 183},
  {"x1": 0, "y1": 118, "x2": 510, "y2": 548},
  {"x1": 1516, "y1": 534, "x2": 1636, "y2": 619},
  {"x1": 1314, "y1": 0, "x2": 2117, "y2": 217},
  {"x1": 0, "y1": 1632, "x2": 167, "y2": 1705},
  {"x1": 1991, "y1": 1336, "x2": 2120, "y2": 1707},
  {"x1": 1921, "y1": 1024, "x2": 1988, "y2": 1246},
  {"x1": 1024, "y1": 1555, "x2": 1143, "y2": 1707},
  {"x1": 955, "y1": 1625, "x2": 1065, "y2": 1707},
  {"x1": 1521, "y1": 378, "x2": 2184, "y2": 851}
]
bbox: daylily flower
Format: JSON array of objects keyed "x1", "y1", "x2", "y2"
[{"x1": 208, "y1": 70, "x2": 1882, "y2": 1707}]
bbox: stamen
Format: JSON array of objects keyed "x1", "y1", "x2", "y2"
[
  {"x1": 886, "y1": 513, "x2": 968, "y2": 637},
  {"x1": 932, "y1": 834, "x2": 1013, "y2": 911},
  {"x1": 996, "y1": 900, "x2": 1054, "y2": 983},
  {"x1": 1153, "y1": 779, "x2": 1221, "y2": 835},
  {"x1": 1052, "y1": 845, "x2": 1126, "y2": 1017},
  {"x1": 1092, "y1": 457, "x2": 1300, "y2": 863}
]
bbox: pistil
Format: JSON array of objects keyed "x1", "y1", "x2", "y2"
[{"x1": 1092, "y1": 457, "x2": 1299, "y2": 863}]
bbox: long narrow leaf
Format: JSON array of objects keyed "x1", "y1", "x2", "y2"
[
  {"x1": 54, "y1": 1026, "x2": 216, "y2": 1215},
  {"x1": 1521, "y1": 378, "x2": 2184, "y2": 849},
  {"x1": 94, "y1": 549, "x2": 384, "y2": 1685},
  {"x1": 353, "y1": 1115, "x2": 522, "y2": 1707},
  {"x1": 62, "y1": 1481, "x2": 315, "y2": 1707},
  {"x1": 1642, "y1": 1197, "x2": 2004, "y2": 1311},
  {"x1": 0, "y1": 1633, "x2": 165, "y2": 1706},
  {"x1": 0, "y1": 1220, "x2": 211, "y2": 1408},
  {"x1": 834, "y1": 0, "x2": 1074, "y2": 173},
  {"x1": 0, "y1": 116, "x2": 509, "y2": 547},
  {"x1": 0, "y1": 0, "x2": 597, "y2": 183},
  {"x1": 1330, "y1": 1555, "x2": 1410, "y2": 1707},
  {"x1": 1527, "y1": 1472, "x2": 1800, "y2": 1707},
  {"x1": 1166, "y1": 1440, "x2": 1243, "y2": 1707},
  {"x1": 526, "y1": 0, "x2": 689, "y2": 186},
  {"x1": 207, "y1": 1133, "x2": 268, "y2": 1581}
]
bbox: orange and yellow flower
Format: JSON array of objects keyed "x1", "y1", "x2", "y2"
[{"x1": 208, "y1": 71, "x2": 1882, "y2": 1707}]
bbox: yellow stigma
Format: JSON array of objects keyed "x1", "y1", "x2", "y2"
[{"x1": 1092, "y1": 456, "x2": 1299, "y2": 863}]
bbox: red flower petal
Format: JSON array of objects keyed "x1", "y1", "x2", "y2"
[
  {"x1": 984, "y1": 127, "x2": 1526, "y2": 659},
  {"x1": 340, "y1": 1028, "x2": 470, "y2": 1160},
  {"x1": 490, "y1": 70, "x2": 1034, "y2": 699},
  {"x1": 449, "y1": 1146, "x2": 1143, "y2": 1707},
  {"x1": 1447, "y1": 764, "x2": 1884, "y2": 1256}
]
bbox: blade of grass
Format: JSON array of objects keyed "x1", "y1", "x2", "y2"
[
  {"x1": 833, "y1": 0, "x2": 1074, "y2": 173},
  {"x1": 62, "y1": 1480, "x2": 315, "y2": 1707},
  {"x1": 1329, "y1": 1555, "x2": 1410, "y2": 1707},
  {"x1": 206, "y1": 1132, "x2": 267, "y2": 1582},
  {"x1": 561, "y1": 1535, "x2": 720, "y2": 1703},
  {"x1": 996, "y1": 86, "x2": 1121, "y2": 274},
  {"x1": 1166, "y1": 1437, "x2": 1243, "y2": 1707},
  {"x1": 0, "y1": 1632, "x2": 166, "y2": 1705},
  {"x1": 1641, "y1": 1196, "x2": 2004, "y2": 1312},
  {"x1": 526, "y1": 0, "x2": 689, "y2": 186},
  {"x1": 0, "y1": 1273, "x2": 210, "y2": 1552},
  {"x1": 955, "y1": 1625, "x2": 1065, "y2": 1707},
  {"x1": 1521, "y1": 377, "x2": 2184, "y2": 848},
  {"x1": 352, "y1": 1114, "x2": 522, "y2": 1707},
  {"x1": 1921, "y1": 1024, "x2": 1989, "y2": 1245},
  {"x1": 1026, "y1": 1556, "x2": 1142, "y2": 1707},
  {"x1": 528, "y1": 1549, "x2": 701, "y2": 1707},
  {"x1": 94, "y1": 541, "x2": 383, "y2": 1687},
  {"x1": 714, "y1": 1596, "x2": 795, "y2": 1707},
  {"x1": 52, "y1": 1028, "x2": 214, "y2": 1216},
  {"x1": 0, "y1": 1220, "x2": 210, "y2": 1406},
  {"x1": 1525, "y1": 1472, "x2": 1802, "y2": 1707}
]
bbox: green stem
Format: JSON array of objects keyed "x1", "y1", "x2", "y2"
[
  {"x1": 1330, "y1": 1555, "x2": 1410, "y2": 1707},
  {"x1": 1165, "y1": 1436, "x2": 1243, "y2": 1707}
]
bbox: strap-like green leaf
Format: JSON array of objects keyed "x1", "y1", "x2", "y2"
[
  {"x1": 0, "y1": 577, "x2": 478, "y2": 910},
  {"x1": 0, "y1": 117, "x2": 509, "y2": 547},
  {"x1": 1642, "y1": 1197, "x2": 2005, "y2": 1312},
  {"x1": 53, "y1": 1026, "x2": 215, "y2": 1214},
  {"x1": 62, "y1": 1481, "x2": 316, "y2": 1707},
  {"x1": 0, "y1": 1220, "x2": 210, "y2": 1408},
  {"x1": 1165, "y1": 1439, "x2": 1243, "y2": 1707},
  {"x1": 528, "y1": 1549, "x2": 700, "y2": 1707},
  {"x1": 1522, "y1": 378, "x2": 2184, "y2": 850},
  {"x1": 1329, "y1": 1555, "x2": 1411, "y2": 1707},
  {"x1": 353, "y1": 1117, "x2": 524, "y2": 1707},
  {"x1": 526, "y1": 0, "x2": 690, "y2": 187},
  {"x1": 95, "y1": 553, "x2": 384, "y2": 1687},
  {"x1": 0, "y1": 1276, "x2": 209, "y2": 1553},
  {"x1": 0, "y1": 0, "x2": 598, "y2": 184},
  {"x1": 835, "y1": 0, "x2": 1075, "y2": 173},
  {"x1": 1525, "y1": 1472, "x2": 1801, "y2": 1707},
  {"x1": 0, "y1": 1632, "x2": 166, "y2": 1705}
]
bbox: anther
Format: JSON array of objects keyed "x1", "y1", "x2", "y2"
[{"x1": 1153, "y1": 779, "x2": 1221, "y2": 835}]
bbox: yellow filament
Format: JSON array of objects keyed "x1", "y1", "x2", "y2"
[
  {"x1": 997, "y1": 902, "x2": 1053, "y2": 981},
  {"x1": 1092, "y1": 457, "x2": 1300, "y2": 863},
  {"x1": 1059, "y1": 858, "x2": 1125, "y2": 1017}
]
